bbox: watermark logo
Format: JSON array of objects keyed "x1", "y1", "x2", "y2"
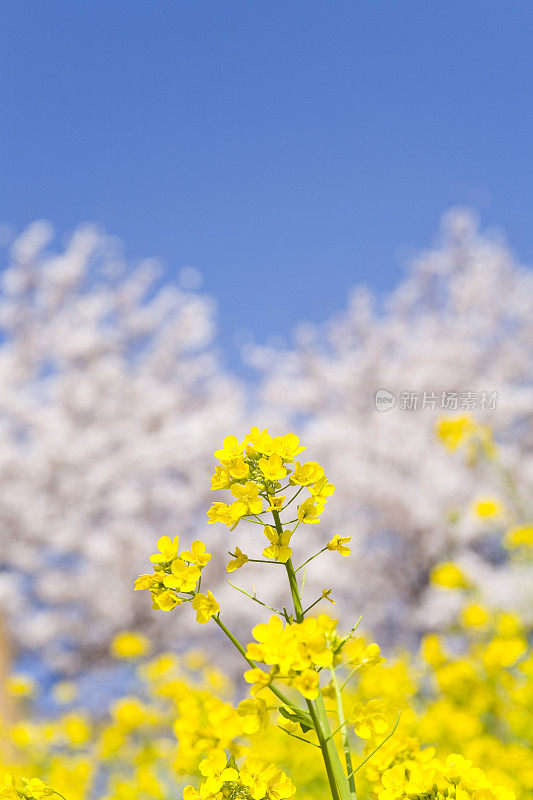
[
  {"x1": 374, "y1": 390, "x2": 499, "y2": 412},
  {"x1": 375, "y1": 389, "x2": 396, "y2": 412}
]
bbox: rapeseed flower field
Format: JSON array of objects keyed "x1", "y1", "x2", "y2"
[{"x1": 2, "y1": 420, "x2": 532, "y2": 800}]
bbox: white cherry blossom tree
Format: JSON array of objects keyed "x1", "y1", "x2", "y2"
[
  {"x1": 0, "y1": 222, "x2": 245, "y2": 671},
  {"x1": 248, "y1": 209, "x2": 533, "y2": 643}
]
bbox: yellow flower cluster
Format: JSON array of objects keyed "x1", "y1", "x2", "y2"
[
  {"x1": 413, "y1": 607, "x2": 533, "y2": 795},
  {"x1": 344, "y1": 637, "x2": 385, "y2": 670},
  {"x1": 367, "y1": 744, "x2": 514, "y2": 800},
  {"x1": 184, "y1": 750, "x2": 296, "y2": 800},
  {"x1": 208, "y1": 428, "x2": 334, "y2": 531},
  {"x1": 0, "y1": 775, "x2": 57, "y2": 800},
  {"x1": 8, "y1": 420, "x2": 533, "y2": 800},
  {"x1": 2, "y1": 600, "x2": 532, "y2": 800},
  {"x1": 245, "y1": 615, "x2": 336, "y2": 699},
  {"x1": 134, "y1": 536, "x2": 218, "y2": 623}
]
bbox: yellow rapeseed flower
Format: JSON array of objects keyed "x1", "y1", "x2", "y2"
[
  {"x1": 230, "y1": 481, "x2": 263, "y2": 515},
  {"x1": 149, "y1": 536, "x2": 180, "y2": 564},
  {"x1": 270, "y1": 433, "x2": 306, "y2": 461},
  {"x1": 297, "y1": 497, "x2": 324, "y2": 524},
  {"x1": 198, "y1": 750, "x2": 238, "y2": 794},
  {"x1": 6, "y1": 675, "x2": 36, "y2": 698},
  {"x1": 226, "y1": 546, "x2": 249, "y2": 572},
  {"x1": 237, "y1": 697, "x2": 269, "y2": 734},
  {"x1": 262, "y1": 526, "x2": 292, "y2": 563},
  {"x1": 207, "y1": 501, "x2": 233, "y2": 525},
  {"x1": 351, "y1": 699, "x2": 389, "y2": 740},
  {"x1": 214, "y1": 435, "x2": 245, "y2": 463},
  {"x1": 505, "y1": 524, "x2": 533, "y2": 549},
  {"x1": 153, "y1": 590, "x2": 183, "y2": 611},
  {"x1": 210, "y1": 466, "x2": 230, "y2": 490},
  {"x1": 266, "y1": 495, "x2": 285, "y2": 511},
  {"x1": 192, "y1": 591, "x2": 220, "y2": 624},
  {"x1": 228, "y1": 457, "x2": 250, "y2": 480},
  {"x1": 111, "y1": 631, "x2": 151, "y2": 660},
  {"x1": 291, "y1": 669, "x2": 320, "y2": 699},
  {"x1": 1, "y1": 774, "x2": 56, "y2": 800},
  {"x1": 460, "y1": 603, "x2": 490, "y2": 628},
  {"x1": 430, "y1": 561, "x2": 469, "y2": 589},
  {"x1": 289, "y1": 461, "x2": 324, "y2": 486},
  {"x1": 181, "y1": 540, "x2": 212, "y2": 567},
  {"x1": 327, "y1": 535, "x2": 351, "y2": 556},
  {"x1": 246, "y1": 426, "x2": 274, "y2": 455},
  {"x1": 163, "y1": 559, "x2": 201, "y2": 592},
  {"x1": 436, "y1": 415, "x2": 477, "y2": 451},
  {"x1": 472, "y1": 496, "x2": 504, "y2": 519},
  {"x1": 258, "y1": 454, "x2": 287, "y2": 482},
  {"x1": 310, "y1": 476, "x2": 335, "y2": 501}
]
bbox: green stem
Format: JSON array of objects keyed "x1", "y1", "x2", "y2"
[
  {"x1": 496, "y1": 461, "x2": 530, "y2": 521},
  {"x1": 306, "y1": 697, "x2": 342, "y2": 800},
  {"x1": 295, "y1": 547, "x2": 328, "y2": 573},
  {"x1": 328, "y1": 717, "x2": 356, "y2": 741},
  {"x1": 303, "y1": 591, "x2": 333, "y2": 615},
  {"x1": 346, "y1": 712, "x2": 401, "y2": 780},
  {"x1": 273, "y1": 510, "x2": 350, "y2": 800},
  {"x1": 281, "y1": 484, "x2": 305, "y2": 510},
  {"x1": 277, "y1": 724, "x2": 321, "y2": 748},
  {"x1": 340, "y1": 664, "x2": 361, "y2": 692},
  {"x1": 314, "y1": 692, "x2": 352, "y2": 800},
  {"x1": 227, "y1": 580, "x2": 284, "y2": 616},
  {"x1": 332, "y1": 618, "x2": 363, "y2": 657},
  {"x1": 286, "y1": 559, "x2": 304, "y2": 620},
  {"x1": 273, "y1": 509, "x2": 304, "y2": 621},
  {"x1": 331, "y1": 666, "x2": 357, "y2": 799}
]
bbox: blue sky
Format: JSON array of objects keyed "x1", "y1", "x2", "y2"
[{"x1": 1, "y1": 1, "x2": 532, "y2": 361}]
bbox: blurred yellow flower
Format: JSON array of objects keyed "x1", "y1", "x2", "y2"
[
  {"x1": 505, "y1": 524, "x2": 533, "y2": 549},
  {"x1": 111, "y1": 631, "x2": 151, "y2": 660},
  {"x1": 472, "y1": 496, "x2": 504, "y2": 518},
  {"x1": 52, "y1": 681, "x2": 78, "y2": 705},
  {"x1": 6, "y1": 674, "x2": 36, "y2": 698},
  {"x1": 430, "y1": 561, "x2": 469, "y2": 589},
  {"x1": 460, "y1": 603, "x2": 490, "y2": 628},
  {"x1": 436, "y1": 415, "x2": 477, "y2": 451}
]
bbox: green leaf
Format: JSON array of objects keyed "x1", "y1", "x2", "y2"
[{"x1": 279, "y1": 705, "x2": 314, "y2": 732}]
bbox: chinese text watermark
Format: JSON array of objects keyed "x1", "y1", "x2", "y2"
[{"x1": 375, "y1": 389, "x2": 498, "y2": 412}]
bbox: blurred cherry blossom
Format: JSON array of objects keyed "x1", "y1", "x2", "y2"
[
  {"x1": 248, "y1": 208, "x2": 533, "y2": 644},
  {"x1": 0, "y1": 222, "x2": 246, "y2": 671},
  {"x1": 1, "y1": 209, "x2": 532, "y2": 674}
]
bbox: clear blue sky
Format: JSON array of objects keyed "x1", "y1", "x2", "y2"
[{"x1": 2, "y1": 1, "x2": 532, "y2": 361}]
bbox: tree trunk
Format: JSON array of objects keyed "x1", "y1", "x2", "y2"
[{"x1": 0, "y1": 611, "x2": 16, "y2": 747}]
